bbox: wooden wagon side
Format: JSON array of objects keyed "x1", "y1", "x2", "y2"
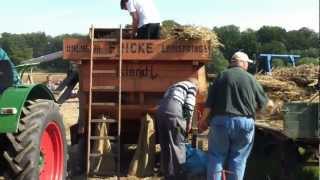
[{"x1": 63, "y1": 29, "x2": 211, "y2": 176}]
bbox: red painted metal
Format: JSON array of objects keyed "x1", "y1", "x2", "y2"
[{"x1": 39, "y1": 122, "x2": 64, "y2": 180}]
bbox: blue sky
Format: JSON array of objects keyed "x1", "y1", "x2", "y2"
[{"x1": 1, "y1": 0, "x2": 319, "y2": 36}]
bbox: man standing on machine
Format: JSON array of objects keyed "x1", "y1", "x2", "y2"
[{"x1": 121, "y1": 0, "x2": 161, "y2": 39}]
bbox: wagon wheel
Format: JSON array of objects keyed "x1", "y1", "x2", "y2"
[{"x1": 2, "y1": 99, "x2": 67, "y2": 180}]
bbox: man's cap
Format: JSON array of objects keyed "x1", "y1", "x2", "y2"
[{"x1": 231, "y1": 51, "x2": 253, "y2": 63}]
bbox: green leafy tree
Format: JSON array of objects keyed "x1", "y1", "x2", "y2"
[
  {"x1": 0, "y1": 33, "x2": 33, "y2": 65},
  {"x1": 23, "y1": 32, "x2": 49, "y2": 57},
  {"x1": 206, "y1": 49, "x2": 229, "y2": 74},
  {"x1": 239, "y1": 29, "x2": 258, "y2": 58},
  {"x1": 39, "y1": 34, "x2": 85, "y2": 72},
  {"x1": 257, "y1": 26, "x2": 287, "y2": 44},
  {"x1": 213, "y1": 25, "x2": 241, "y2": 59},
  {"x1": 162, "y1": 20, "x2": 181, "y2": 28},
  {"x1": 1, "y1": 23, "x2": 318, "y2": 71},
  {"x1": 296, "y1": 57, "x2": 319, "y2": 66},
  {"x1": 259, "y1": 40, "x2": 287, "y2": 54},
  {"x1": 290, "y1": 48, "x2": 319, "y2": 58},
  {"x1": 286, "y1": 28, "x2": 319, "y2": 50},
  {"x1": 0, "y1": 32, "x2": 85, "y2": 72},
  {"x1": 272, "y1": 58, "x2": 286, "y2": 68}
]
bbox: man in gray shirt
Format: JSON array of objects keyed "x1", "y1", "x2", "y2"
[{"x1": 156, "y1": 78, "x2": 198, "y2": 179}]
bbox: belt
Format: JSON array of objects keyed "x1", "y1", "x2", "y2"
[{"x1": 216, "y1": 112, "x2": 253, "y2": 119}]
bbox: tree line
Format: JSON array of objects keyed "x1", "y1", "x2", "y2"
[
  {"x1": 0, "y1": 21, "x2": 319, "y2": 73},
  {"x1": 209, "y1": 24, "x2": 319, "y2": 73},
  {"x1": 0, "y1": 33, "x2": 85, "y2": 72}
]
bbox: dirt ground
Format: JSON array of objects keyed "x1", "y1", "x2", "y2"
[
  {"x1": 28, "y1": 73, "x2": 318, "y2": 179},
  {"x1": 60, "y1": 99, "x2": 166, "y2": 180},
  {"x1": 59, "y1": 98, "x2": 79, "y2": 144},
  {"x1": 60, "y1": 98, "x2": 208, "y2": 180},
  {"x1": 22, "y1": 73, "x2": 66, "y2": 84},
  {"x1": 60, "y1": 97, "x2": 315, "y2": 180}
]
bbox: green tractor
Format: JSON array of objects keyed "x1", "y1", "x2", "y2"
[{"x1": 0, "y1": 49, "x2": 67, "y2": 180}]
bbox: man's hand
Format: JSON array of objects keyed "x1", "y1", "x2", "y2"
[
  {"x1": 197, "y1": 108, "x2": 211, "y2": 133},
  {"x1": 198, "y1": 119, "x2": 208, "y2": 133},
  {"x1": 128, "y1": 29, "x2": 137, "y2": 38},
  {"x1": 265, "y1": 99, "x2": 275, "y2": 113},
  {"x1": 130, "y1": 12, "x2": 139, "y2": 38},
  {"x1": 78, "y1": 126, "x2": 85, "y2": 135},
  {"x1": 186, "y1": 120, "x2": 192, "y2": 134}
]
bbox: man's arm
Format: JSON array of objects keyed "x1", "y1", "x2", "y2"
[
  {"x1": 126, "y1": 0, "x2": 139, "y2": 37},
  {"x1": 264, "y1": 99, "x2": 275, "y2": 113},
  {"x1": 130, "y1": 12, "x2": 139, "y2": 36},
  {"x1": 197, "y1": 80, "x2": 217, "y2": 133},
  {"x1": 198, "y1": 107, "x2": 211, "y2": 133},
  {"x1": 184, "y1": 87, "x2": 197, "y2": 133},
  {"x1": 254, "y1": 79, "x2": 274, "y2": 112}
]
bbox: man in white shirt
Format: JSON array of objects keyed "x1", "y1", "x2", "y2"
[{"x1": 121, "y1": 0, "x2": 161, "y2": 39}]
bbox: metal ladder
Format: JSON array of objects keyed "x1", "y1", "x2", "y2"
[{"x1": 86, "y1": 25, "x2": 123, "y2": 177}]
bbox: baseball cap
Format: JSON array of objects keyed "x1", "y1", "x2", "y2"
[{"x1": 231, "y1": 51, "x2": 253, "y2": 63}]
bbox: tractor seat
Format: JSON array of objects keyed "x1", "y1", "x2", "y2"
[{"x1": 0, "y1": 61, "x2": 13, "y2": 93}]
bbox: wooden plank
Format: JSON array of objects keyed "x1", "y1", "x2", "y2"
[
  {"x1": 93, "y1": 38, "x2": 118, "y2": 42},
  {"x1": 90, "y1": 105, "x2": 157, "y2": 120},
  {"x1": 117, "y1": 26, "x2": 123, "y2": 177},
  {"x1": 93, "y1": 54, "x2": 115, "y2": 58},
  {"x1": 91, "y1": 118, "x2": 117, "y2": 123},
  {"x1": 90, "y1": 136, "x2": 117, "y2": 141},
  {"x1": 92, "y1": 86, "x2": 117, "y2": 91},
  {"x1": 128, "y1": 92, "x2": 135, "y2": 104},
  {"x1": 90, "y1": 153, "x2": 117, "y2": 158},
  {"x1": 93, "y1": 70, "x2": 116, "y2": 74},
  {"x1": 89, "y1": 104, "x2": 155, "y2": 111},
  {"x1": 63, "y1": 38, "x2": 210, "y2": 61},
  {"x1": 139, "y1": 92, "x2": 144, "y2": 105},
  {"x1": 92, "y1": 102, "x2": 117, "y2": 107},
  {"x1": 86, "y1": 25, "x2": 95, "y2": 175},
  {"x1": 79, "y1": 61, "x2": 202, "y2": 92}
]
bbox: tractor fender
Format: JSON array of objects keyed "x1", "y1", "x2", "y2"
[{"x1": 0, "y1": 84, "x2": 55, "y2": 133}]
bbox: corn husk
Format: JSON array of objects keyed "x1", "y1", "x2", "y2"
[
  {"x1": 256, "y1": 64, "x2": 319, "y2": 101},
  {"x1": 161, "y1": 25, "x2": 222, "y2": 50},
  {"x1": 256, "y1": 64, "x2": 319, "y2": 122}
]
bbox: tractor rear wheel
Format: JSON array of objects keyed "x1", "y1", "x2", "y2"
[{"x1": 2, "y1": 99, "x2": 67, "y2": 180}]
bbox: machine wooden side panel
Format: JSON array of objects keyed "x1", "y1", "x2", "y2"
[
  {"x1": 63, "y1": 38, "x2": 210, "y2": 61},
  {"x1": 78, "y1": 61, "x2": 208, "y2": 120},
  {"x1": 79, "y1": 61, "x2": 203, "y2": 92}
]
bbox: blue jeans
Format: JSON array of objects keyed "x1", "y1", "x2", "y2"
[{"x1": 207, "y1": 116, "x2": 255, "y2": 180}]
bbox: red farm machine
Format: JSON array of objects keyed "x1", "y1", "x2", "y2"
[{"x1": 63, "y1": 26, "x2": 211, "y2": 177}]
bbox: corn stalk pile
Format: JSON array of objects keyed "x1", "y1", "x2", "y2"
[
  {"x1": 256, "y1": 64, "x2": 319, "y2": 102},
  {"x1": 255, "y1": 64, "x2": 319, "y2": 123},
  {"x1": 161, "y1": 25, "x2": 222, "y2": 50}
]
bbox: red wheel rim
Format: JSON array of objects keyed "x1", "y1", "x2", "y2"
[{"x1": 39, "y1": 121, "x2": 64, "y2": 180}]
